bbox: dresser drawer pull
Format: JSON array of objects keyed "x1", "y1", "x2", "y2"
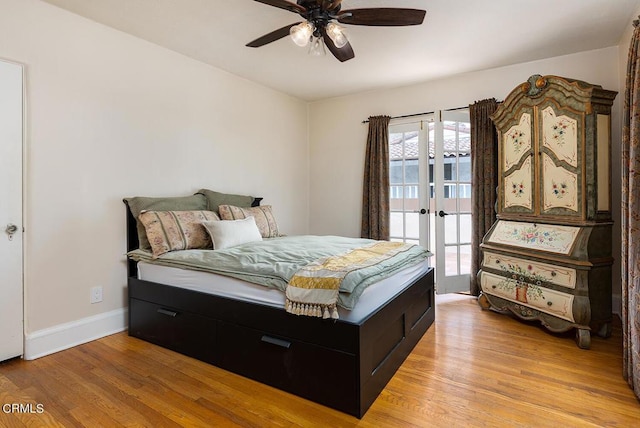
[
  {"x1": 547, "y1": 301, "x2": 553, "y2": 307},
  {"x1": 261, "y1": 335, "x2": 291, "y2": 349},
  {"x1": 492, "y1": 285, "x2": 497, "y2": 289},
  {"x1": 495, "y1": 259, "x2": 501, "y2": 264},
  {"x1": 157, "y1": 308, "x2": 178, "y2": 317},
  {"x1": 551, "y1": 271, "x2": 557, "y2": 277}
]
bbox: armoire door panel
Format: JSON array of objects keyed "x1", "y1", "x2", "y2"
[
  {"x1": 541, "y1": 154, "x2": 579, "y2": 213},
  {"x1": 541, "y1": 106, "x2": 579, "y2": 168},
  {"x1": 503, "y1": 111, "x2": 532, "y2": 171},
  {"x1": 503, "y1": 155, "x2": 533, "y2": 211}
]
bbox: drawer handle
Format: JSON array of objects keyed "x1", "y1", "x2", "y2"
[
  {"x1": 551, "y1": 271, "x2": 557, "y2": 277},
  {"x1": 491, "y1": 285, "x2": 497, "y2": 289},
  {"x1": 495, "y1": 259, "x2": 501, "y2": 264},
  {"x1": 547, "y1": 301, "x2": 553, "y2": 307},
  {"x1": 157, "y1": 308, "x2": 178, "y2": 317},
  {"x1": 261, "y1": 335, "x2": 291, "y2": 349}
]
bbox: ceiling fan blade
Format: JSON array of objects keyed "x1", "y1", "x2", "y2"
[
  {"x1": 252, "y1": 0, "x2": 307, "y2": 15},
  {"x1": 338, "y1": 8, "x2": 426, "y2": 26},
  {"x1": 247, "y1": 22, "x2": 302, "y2": 47},
  {"x1": 321, "y1": 27, "x2": 354, "y2": 62}
]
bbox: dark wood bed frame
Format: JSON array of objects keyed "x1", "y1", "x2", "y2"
[{"x1": 126, "y1": 207, "x2": 435, "y2": 418}]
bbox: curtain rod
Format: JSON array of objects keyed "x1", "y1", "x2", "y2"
[{"x1": 361, "y1": 106, "x2": 468, "y2": 124}]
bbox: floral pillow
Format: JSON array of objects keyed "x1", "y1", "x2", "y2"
[
  {"x1": 124, "y1": 194, "x2": 208, "y2": 251},
  {"x1": 218, "y1": 205, "x2": 280, "y2": 238},
  {"x1": 138, "y1": 210, "x2": 220, "y2": 258}
]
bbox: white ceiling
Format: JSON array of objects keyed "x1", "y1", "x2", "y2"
[{"x1": 41, "y1": 0, "x2": 639, "y2": 101}]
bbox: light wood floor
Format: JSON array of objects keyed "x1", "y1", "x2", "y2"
[{"x1": 1, "y1": 294, "x2": 639, "y2": 427}]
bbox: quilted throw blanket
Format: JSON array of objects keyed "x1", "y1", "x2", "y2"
[{"x1": 286, "y1": 241, "x2": 418, "y2": 319}]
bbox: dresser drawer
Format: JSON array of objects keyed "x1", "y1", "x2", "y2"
[
  {"x1": 486, "y1": 220, "x2": 580, "y2": 255},
  {"x1": 217, "y1": 321, "x2": 358, "y2": 414},
  {"x1": 482, "y1": 251, "x2": 576, "y2": 289},
  {"x1": 129, "y1": 298, "x2": 217, "y2": 363},
  {"x1": 480, "y1": 272, "x2": 575, "y2": 322}
]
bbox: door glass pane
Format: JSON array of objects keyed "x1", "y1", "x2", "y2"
[
  {"x1": 460, "y1": 214, "x2": 472, "y2": 244},
  {"x1": 445, "y1": 246, "x2": 458, "y2": 276},
  {"x1": 404, "y1": 185, "x2": 418, "y2": 210},
  {"x1": 390, "y1": 212, "x2": 403, "y2": 238},
  {"x1": 389, "y1": 158, "x2": 403, "y2": 184},
  {"x1": 444, "y1": 214, "x2": 457, "y2": 245},
  {"x1": 460, "y1": 245, "x2": 472, "y2": 275},
  {"x1": 403, "y1": 158, "x2": 419, "y2": 182},
  {"x1": 405, "y1": 212, "x2": 420, "y2": 240}
]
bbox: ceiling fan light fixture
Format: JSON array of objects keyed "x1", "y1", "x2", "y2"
[
  {"x1": 308, "y1": 35, "x2": 326, "y2": 56},
  {"x1": 290, "y1": 21, "x2": 314, "y2": 47},
  {"x1": 326, "y1": 22, "x2": 348, "y2": 48}
]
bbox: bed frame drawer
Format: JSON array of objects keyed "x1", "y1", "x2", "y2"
[
  {"x1": 217, "y1": 321, "x2": 359, "y2": 415},
  {"x1": 129, "y1": 298, "x2": 217, "y2": 364}
]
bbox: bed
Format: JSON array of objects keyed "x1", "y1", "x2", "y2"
[{"x1": 125, "y1": 192, "x2": 435, "y2": 418}]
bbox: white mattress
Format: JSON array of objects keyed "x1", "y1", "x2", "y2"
[{"x1": 137, "y1": 260, "x2": 431, "y2": 324}]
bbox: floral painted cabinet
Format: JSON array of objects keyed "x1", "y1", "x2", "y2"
[
  {"x1": 478, "y1": 75, "x2": 617, "y2": 349},
  {"x1": 495, "y1": 75, "x2": 615, "y2": 223}
]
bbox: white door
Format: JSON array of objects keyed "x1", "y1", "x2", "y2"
[
  {"x1": 389, "y1": 120, "x2": 431, "y2": 248},
  {"x1": 431, "y1": 110, "x2": 472, "y2": 294},
  {"x1": 0, "y1": 59, "x2": 24, "y2": 361}
]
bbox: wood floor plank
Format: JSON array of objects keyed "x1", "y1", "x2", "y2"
[{"x1": 1, "y1": 294, "x2": 638, "y2": 427}]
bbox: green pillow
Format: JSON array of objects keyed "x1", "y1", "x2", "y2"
[
  {"x1": 195, "y1": 189, "x2": 254, "y2": 213},
  {"x1": 124, "y1": 194, "x2": 207, "y2": 251}
]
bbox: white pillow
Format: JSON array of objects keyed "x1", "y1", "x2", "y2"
[{"x1": 202, "y1": 217, "x2": 263, "y2": 250}]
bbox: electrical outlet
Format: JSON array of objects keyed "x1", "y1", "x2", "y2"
[{"x1": 90, "y1": 286, "x2": 103, "y2": 304}]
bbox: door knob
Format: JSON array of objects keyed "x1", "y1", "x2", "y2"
[
  {"x1": 5, "y1": 223, "x2": 18, "y2": 240},
  {"x1": 438, "y1": 210, "x2": 449, "y2": 217}
]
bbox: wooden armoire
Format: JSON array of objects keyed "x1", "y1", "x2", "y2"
[{"x1": 477, "y1": 75, "x2": 617, "y2": 349}]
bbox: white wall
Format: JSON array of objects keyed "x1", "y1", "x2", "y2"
[
  {"x1": 0, "y1": 0, "x2": 309, "y2": 352},
  {"x1": 308, "y1": 47, "x2": 624, "y2": 306}
]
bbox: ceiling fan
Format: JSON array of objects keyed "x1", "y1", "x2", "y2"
[{"x1": 246, "y1": 0, "x2": 426, "y2": 62}]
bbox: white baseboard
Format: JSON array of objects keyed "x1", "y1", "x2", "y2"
[{"x1": 24, "y1": 308, "x2": 128, "y2": 360}]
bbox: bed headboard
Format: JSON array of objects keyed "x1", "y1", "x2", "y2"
[{"x1": 126, "y1": 203, "x2": 139, "y2": 277}]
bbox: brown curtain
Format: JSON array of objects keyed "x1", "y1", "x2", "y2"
[
  {"x1": 469, "y1": 99, "x2": 499, "y2": 296},
  {"x1": 361, "y1": 115, "x2": 391, "y2": 240},
  {"x1": 622, "y1": 17, "x2": 640, "y2": 401}
]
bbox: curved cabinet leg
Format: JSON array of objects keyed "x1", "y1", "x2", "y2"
[
  {"x1": 576, "y1": 328, "x2": 591, "y2": 350},
  {"x1": 478, "y1": 293, "x2": 491, "y2": 310},
  {"x1": 596, "y1": 322, "x2": 612, "y2": 338}
]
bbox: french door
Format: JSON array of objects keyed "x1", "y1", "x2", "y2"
[
  {"x1": 0, "y1": 59, "x2": 24, "y2": 361},
  {"x1": 431, "y1": 110, "x2": 472, "y2": 293},
  {"x1": 389, "y1": 110, "x2": 471, "y2": 294},
  {"x1": 389, "y1": 121, "x2": 430, "y2": 248}
]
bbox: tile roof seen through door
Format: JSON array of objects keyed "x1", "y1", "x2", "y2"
[{"x1": 390, "y1": 122, "x2": 471, "y2": 160}]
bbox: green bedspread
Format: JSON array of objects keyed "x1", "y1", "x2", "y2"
[{"x1": 128, "y1": 235, "x2": 431, "y2": 310}]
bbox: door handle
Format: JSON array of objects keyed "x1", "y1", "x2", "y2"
[
  {"x1": 5, "y1": 223, "x2": 18, "y2": 241},
  {"x1": 414, "y1": 209, "x2": 427, "y2": 215},
  {"x1": 438, "y1": 210, "x2": 449, "y2": 218}
]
